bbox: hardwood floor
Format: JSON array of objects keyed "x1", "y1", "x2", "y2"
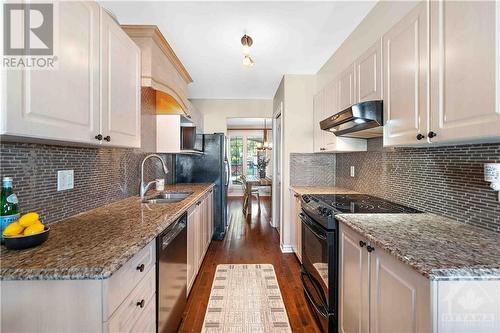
[{"x1": 179, "y1": 196, "x2": 321, "y2": 333}]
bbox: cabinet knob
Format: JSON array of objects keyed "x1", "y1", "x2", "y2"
[
  {"x1": 428, "y1": 131, "x2": 437, "y2": 139},
  {"x1": 104, "y1": 135, "x2": 111, "y2": 142},
  {"x1": 95, "y1": 134, "x2": 103, "y2": 141},
  {"x1": 416, "y1": 133, "x2": 425, "y2": 140},
  {"x1": 359, "y1": 240, "x2": 366, "y2": 248},
  {"x1": 136, "y1": 264, "x2": 145, "y2": 272},
  {"x1": 136, "y1": 299, "x2": 145, "y2": 308},
  {"x1": 320, "y1": 148, "x2": 326, "y2": 151},
  {"x1": 367, "y1": 245, "x2": 375, "y2": 253}
]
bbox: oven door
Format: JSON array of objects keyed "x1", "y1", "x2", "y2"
[{"x1": 300, "y1": 210, "x2": 330, "y2": 314}]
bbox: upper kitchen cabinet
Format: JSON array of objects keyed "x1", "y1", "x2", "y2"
[
  {"x1": 1, "y1": 2, "x2": 141, "y2": 148},
  {"x1": 121, "y1": 25, "x2": 193, "y2": 118},
  {"x1": 337, "y1": 64, "x2": 356, "y2": 111},
  {"x1": 355, "y1": 40, "x2": 382, "y2": 103},
  {"x1": 383, "y1": 2, "x2": 428, "y2": 147},
  {"x1": 100, "y1": 9, "x2": 141, "y2": 148},
  {"x1": 2, "y1": 1, "x2": 100, "y2": 145},
  {"x1": 383, "y1": 0, "x2": 500, "y2": 147},
  {"x1": 429, "y1": 0, "x2": 500, "y2": 144}
]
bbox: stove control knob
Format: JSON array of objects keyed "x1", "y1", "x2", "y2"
[
  {"x1": 303, "y1": 195, "x2": 310, "y2": 203},
  {"x1": 326, "y1": 209, "x2": 333, "y2": 217},
  {"x1": 317, "y1": 207, "x2": 324, "y2": 215}
]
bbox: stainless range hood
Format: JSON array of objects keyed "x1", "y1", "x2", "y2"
[{"x1": 319, "y1": 100, "x2": 383, "y2": 139}]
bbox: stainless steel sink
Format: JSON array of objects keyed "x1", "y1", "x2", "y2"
[{"x1": 142, "y1": 192, "x2": 193, "y2": 204}]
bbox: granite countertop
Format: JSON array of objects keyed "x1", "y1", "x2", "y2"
[
  {"x1": 336, "y1": 213, "x2": 500, "y2": 281},
  {"x1": 290, "y1": 186, "x2": 358, "y2": 195},
  {"x1": 0, "y1": 183, "x2": 215, "y2": 281}
]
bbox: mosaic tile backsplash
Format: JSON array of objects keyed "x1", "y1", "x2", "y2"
[
  {"x1": 290, "y1": 153, "x2": 336, "y2": 186},
  {"x1": 0, "y1": 142, "x2": 173, "y2": 225},
  {"x1": 336, "y1": 138, "x2": 500, "y2": 233}
]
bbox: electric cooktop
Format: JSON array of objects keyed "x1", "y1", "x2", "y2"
[{"x1": 314, "y1": 194, "x2": 421, "y2": 214}]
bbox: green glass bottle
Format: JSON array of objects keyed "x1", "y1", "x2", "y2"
[{"x1": 1, "y1": 177, "x2": 20, "y2": 242}]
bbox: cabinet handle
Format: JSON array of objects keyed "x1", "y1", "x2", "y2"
[
  {"x1": 136, "y1": 264, "x2": 145, "y2": 272},
  {"x1": 366, "y1": 245, "x2": 375, "y2": 253},
  {"x1": 136, "y1": 299, "x2": 145, "y2": 308},
  {"x1": 320, "y1": 148, "x2": 326, "y2": 151},
  {"x1": 294, "y1": 193, "x2": 300, "y2": 198},
  {"x1": 359, "y1": 240, "x2": 366, "y2": 248},
  {"x1": 416, "y1": 133, "x2": 425, "y2": 140},
  {"x1": 104, "y1": 135, "x2": 111, "y2": 142},
  {"x1": 95, "y1": 134, "x2": 103, "y2": 141},
  {"x1": 428, "y1": 131, "x2": 437, "y2": 139},
  {"x1": 196, "y1": 201, "x2": 201, "y2": 206}
]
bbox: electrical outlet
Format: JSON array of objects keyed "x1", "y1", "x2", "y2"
[
  {"x1": 350, "y1": 166, "x2": 355, "y2": 178},
  {"x1": 57, "y1": 170, "x2": 74, "y2": 191}
]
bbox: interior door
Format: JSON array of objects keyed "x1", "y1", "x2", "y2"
[
  {"x1": 272, "y1": 107, "x2": 282, "y2": 232},
  {"x1": 383, "y1": 2, "x2": 428, "y2": 146},
  {"x1": 430, "y1": 0, "x2": 500, "y2": 143},
  {"x1": 100, "y1": 8, "x2": 141, "y2": 148}
]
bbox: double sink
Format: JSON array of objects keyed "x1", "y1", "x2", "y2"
[{"x1": 142, "y1": 192, "x2": 193, "y2": 204}]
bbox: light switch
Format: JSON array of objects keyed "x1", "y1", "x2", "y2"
[
  {"x1": 57, "y1": 170, "x2": 74, "y2": 191},
  {"x1": 350, "y1": 166, "x2": 355, "y2": 178}
]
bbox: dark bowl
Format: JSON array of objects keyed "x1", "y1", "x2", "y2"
[{"x1": 4, "y1": 226, "x2": 50, "y2": 250}]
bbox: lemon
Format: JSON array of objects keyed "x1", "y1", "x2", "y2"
[
  {"x1": 3, "y1": 222, "x2": 24, "y2": 237},
  {"x1": 23, "y1": 222, "x2": 44, "y2": 236},
  {"x1": 18, "y1": 212, "x2": 40, "y2": 227}
]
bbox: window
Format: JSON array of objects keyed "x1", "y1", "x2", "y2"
[
  {"x1": 230, "y1": 136, "x2": 243, "y2": 183},
  {"x1": 246, "y1": 136, "x2": 263, "y2": 177}
]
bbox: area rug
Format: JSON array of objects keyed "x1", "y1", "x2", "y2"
[{"x1": 201, "y1": 264, "x2": 292, "y2": 332}]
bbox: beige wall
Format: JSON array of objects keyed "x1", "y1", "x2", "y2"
[
  {"x1": 190, "y1": 99, "x2": 273, "y2": 134},
  {"x1": 273, "y1": 75, "x2": 315, "y2": 250},
  {"x1": 316, "y1": 0, "x2": 419, "y2": 91}
]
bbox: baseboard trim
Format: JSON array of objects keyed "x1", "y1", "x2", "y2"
[{"x1": 280, "y1": 244, "x2": 294, "y2": 253}]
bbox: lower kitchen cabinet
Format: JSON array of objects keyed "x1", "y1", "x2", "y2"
[
  {"x1": 0, "y1": 240, "x2": 156, "y2": 333},
  {"x1": 187, "y1": 189, "x2": 214, "y2": 294},
  {"x1": 339, "y1": 224, "x2": 431, "y2": 333},
  {"x1": 289, "y1": 190, "x2": 302, "y2": 262}
]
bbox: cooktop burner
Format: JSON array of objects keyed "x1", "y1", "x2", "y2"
[{"x1": 314, "y1": 194, "x2": 421, "y2": 214}]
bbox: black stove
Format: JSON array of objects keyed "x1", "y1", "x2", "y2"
[
  {"x1": 301, "y1": 193, "x2": 421, "y2": 230},
  {"x1": 299, "y1": 193, "x2": 422, "y2": 332}
]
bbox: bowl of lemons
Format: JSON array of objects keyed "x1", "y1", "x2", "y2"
[{"x1": 3, "y1": 212, "x2": 49, "y2": 250}]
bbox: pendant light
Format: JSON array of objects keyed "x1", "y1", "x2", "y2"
[
  {"x1": 257, "y1": 119, "x2": 272, "y2": 151},
  {"x1": 241, "y1": 34, "x2": 255, "y2": 67}
]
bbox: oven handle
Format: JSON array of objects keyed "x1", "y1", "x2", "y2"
[
  {"x1": 299, "y1": 213, "x2": 327, "y2": 241},
  {"x1": 300, "y1": 269, "x2": 328, "y2": 318}
]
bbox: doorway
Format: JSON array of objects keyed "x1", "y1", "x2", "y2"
[{"x1": 226, "y1": 118, "x2": 273, "y2": 197}]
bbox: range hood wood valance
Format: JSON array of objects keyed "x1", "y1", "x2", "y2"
[{"x1": 122, "y1": 25, "x2": 193, "y2": 116}]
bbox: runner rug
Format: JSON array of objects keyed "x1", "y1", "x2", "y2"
[{"x1": 201, "y1": 264, "x2": 292, "y2": 332}]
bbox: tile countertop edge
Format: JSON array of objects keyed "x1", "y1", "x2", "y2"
[
  {"x1": 0, "y1": 183, "x2": 215, "y2": 281},
  {"x1": 336, "y1": 214, "x2": 500, "y2": 281}
]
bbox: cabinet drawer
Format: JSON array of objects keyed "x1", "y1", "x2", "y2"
[
  {"x1": 105, "y1": 266, "x2": 156, "y2": 333},
  {"x1": 130, "y1": 294, "x2": 156, "y2": 333},
  {"x1": 104, "y1": 240, "x2": 156, "y2": 318}
]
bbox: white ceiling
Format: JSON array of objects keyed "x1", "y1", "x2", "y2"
[
  {"x1": 101, "y1": 1, "x2": 376, "y2": 99},
  {"x1": 227, "y1": 117, "x2": 272, "y2": 129}
]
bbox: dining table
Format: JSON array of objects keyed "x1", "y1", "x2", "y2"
[{"x1": 243, "y1": 175, "x2": 272, "y2": 215}]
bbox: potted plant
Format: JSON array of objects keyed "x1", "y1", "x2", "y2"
[{"x1": 256, "y1": 157, "x2": 270, "y2": 179}]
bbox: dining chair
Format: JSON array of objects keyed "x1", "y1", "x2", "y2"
[{"x1": 240, "y1": 175, "x2": 260, "y2": 214}]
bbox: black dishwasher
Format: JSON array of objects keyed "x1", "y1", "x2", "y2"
[{"x1": 156, "y1": 212, "x2": 187, "y2": 333}]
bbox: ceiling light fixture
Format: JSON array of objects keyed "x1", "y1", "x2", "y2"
[{"x1": 241, "y1": 34, "x2": 255, "y2": 67}]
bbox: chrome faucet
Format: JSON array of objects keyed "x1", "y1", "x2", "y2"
[{"x1": 140, "y1": 154, "x2": 169, "y2": 199}]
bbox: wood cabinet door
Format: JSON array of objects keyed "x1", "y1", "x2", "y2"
[
  {"x1": 369, "y1": 244, "x2": 431, "y2": 333},
  {"x1": 2, "y1": 1, "x2": 100, "y2": 144},
  {"x1": 338, "y1": 64, "x2": 356, "y2": 111},
  {"x1": 430, "y1": 0, "x2": 500, "y2": 143},
  {"x1": 356, "y1": 40, "x2": 382, "y2": 103},
  {"x1": 339, "y1": 225, "x2": 369, "y2": 333},
  {"x1": 100, "y1": 8, "x2": 141, "y2": 148},
  {"x1": 187, "y1": 207, "x2": 197, "y2": 294},
  {"x1": 383, "y1": 2, "x2": 429, "y2": 147}
]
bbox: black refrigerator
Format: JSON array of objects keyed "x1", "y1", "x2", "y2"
[{"x1": 175, "y1": 133, "x2": 229, "y2": 240}]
